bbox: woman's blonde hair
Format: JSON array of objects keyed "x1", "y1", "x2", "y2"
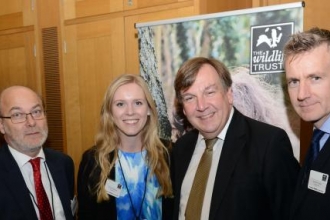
[{"x1": 92, "y1": 74, "x2": 172, "y2": 202}]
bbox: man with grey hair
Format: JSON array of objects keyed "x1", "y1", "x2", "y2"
[{"x1": 0, "y1": 85, "x2": 75, "y2": 220}]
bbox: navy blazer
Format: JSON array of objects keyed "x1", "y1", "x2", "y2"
[
  {"x1": 172, "y1": 109, "x2": 300, "y2": 220},
  {"x1": 290, "y1": 135, "x2": 330, "y2": 220},
  {"x1": 0, "y1": 143, "x2": 75, "y2": 220}
]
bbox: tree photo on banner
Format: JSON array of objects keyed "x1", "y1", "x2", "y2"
[{"x1": 137, "y1": 2, "x2": 304, "y2": 160}]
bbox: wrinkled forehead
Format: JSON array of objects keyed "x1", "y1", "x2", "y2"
[{"x1": 0, "y1": 87, "x2": 42, "y2": 113}]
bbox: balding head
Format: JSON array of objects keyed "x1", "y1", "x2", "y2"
[
  {"x1": 0, "y1": 85, "x2": 48, "y2": 157},
  {"x1": 0, "y1": 86, "x2": 43, "y2": 115}
]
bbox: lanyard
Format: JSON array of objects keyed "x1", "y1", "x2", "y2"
[{"x1": 117, "y1": 152, "x2": 149, "y2": 219}]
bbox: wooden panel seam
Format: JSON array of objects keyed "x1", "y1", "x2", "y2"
[
  {"x1": 64, "y1": 1, "x2": 193, "y2": 26},
  {"x1": 0, "y1": 25, "x2": 34, "y2": 36}
]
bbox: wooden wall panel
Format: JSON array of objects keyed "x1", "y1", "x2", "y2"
[
  {"x1": 0, "y1": 47, "x2": 26, "y2": 83},
  {"x1": 205, "y1": 0, "x2": 252, "y2": 13},
  {"x1": 124, "y1": 0, "x2": 183, "y2": 11},
  {"x1": 63, "y1": 17, "x2": 126, "y2": 166},
  {"x1": 75, "y1": 0, "x2": 123, "y2": 18},
  {"x1": 63, "y1": 0, "x2": 76, "y2": 20},
  {"x1": 303, "y1": 0, "x2": 330, "y2": 30},
  {"x1": 0, "y1": 0, "x2": 37, "y2": 93},
  {"x1": 62, "y1": 26, "x2": 82, "y2": 167},
  {"x1": 22, "y1": 0, "x2": 34, "y2": 26},
  {"x1": 0, "y1": 30, "x2": 38, "y2": 91},
  {"x1": 0, "y1": 0, "x2": 21, "y2": 15},
  {"x1": 35, "y1": 0, "x2": 60, "y2": 28},
  {"x1": 0, "y1": 0, "x2": 34, "y2": 29},
  {"x1": 0, "y1": 13, "x2": 23, "y2": 30}
]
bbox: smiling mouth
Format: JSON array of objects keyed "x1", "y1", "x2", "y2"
[
  {"x1": 124, "y1": 119, "x2": 139, "y2": 124},
  {"x1": 200, "y1": 113, "x2": 214, "y2": 120},
  {"x1": 299, "y1": 103, "x2": 316, "y2": 109}
]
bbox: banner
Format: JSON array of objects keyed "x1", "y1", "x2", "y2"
[{"x1": 137, "y1": 2, "x2": 304, "y2": 160}]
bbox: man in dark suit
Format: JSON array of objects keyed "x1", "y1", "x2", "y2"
[
  {"x1": 172, "y1": 57, "x2": 300, "y2": 220},
  {"x1": 0, "y1": 85, "x2": 75, "y2": 220},
  {"x1": 284, "y1": 27, "x2": 330, "y2": 220}
]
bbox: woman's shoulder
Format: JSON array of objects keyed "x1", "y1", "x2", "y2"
[{"x1": 82, "y1": 145, "x2": 98, "y2": 159}]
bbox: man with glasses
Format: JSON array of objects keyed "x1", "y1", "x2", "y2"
[{"x1": 0, "y1": 85, "x2": 75, "y2": 220}]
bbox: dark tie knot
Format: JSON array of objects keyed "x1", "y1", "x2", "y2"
[
  {"x1": 309, "y1": 129, "x2": 326, "y2": 162},
  {"x1": 312, "y1": 129, "x2": 325, "y2": 144},
  {"x1": 205, "y1": 138, "x2": 218, "y2": 151}
]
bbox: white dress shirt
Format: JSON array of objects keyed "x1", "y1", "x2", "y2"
[{"x1": 8, "y1": 146, "x2": 66, "y2": 220}]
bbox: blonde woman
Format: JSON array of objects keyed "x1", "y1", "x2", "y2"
[{"x1": 77, "y1": 74, "x2": 173, "y2": 220}]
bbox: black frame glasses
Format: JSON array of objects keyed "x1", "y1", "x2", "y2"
[{"x1": 0, "y1": 110, "x2": 46, "y2": 124}]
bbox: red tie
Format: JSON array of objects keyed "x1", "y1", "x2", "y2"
[{"x1": 30, "y1": 158, "x2": 53, "y2": 220}]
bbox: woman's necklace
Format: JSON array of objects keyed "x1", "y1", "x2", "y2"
[{"x1": 117, "y1": 150, "x2": 149, "y2": 220}]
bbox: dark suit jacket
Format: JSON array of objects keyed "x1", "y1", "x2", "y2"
[
  {"x1": 77, "y1": 146, "x2": 173, "y2": 220},
  {"x1": 172, "y1": 109, "x2": 300, "y2": 220},
  {"x1": 290, "y1": 137, "x2": 330, "y2": 220},
  {"x1": 0, "y1": 143, "x2": 75, "y2": 220}
]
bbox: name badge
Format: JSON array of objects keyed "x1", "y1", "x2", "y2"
[
  {"x1": 308, "y1": 170, "x2": 329, "y2": 194},
  {"x1": 105, "y1": 179, "x2": 122, "y2": 198}
]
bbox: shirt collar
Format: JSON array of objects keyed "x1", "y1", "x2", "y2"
[
  {"x1": 317, "y1": 116, "x2": 330, "y2": 134},
  {"x1": 8, "y1": 145, "x2": 46, "y2": 168}
]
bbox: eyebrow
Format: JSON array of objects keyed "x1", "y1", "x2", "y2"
[
  {"x1": 205, "y1": 84, "x2": 217, "y2": 90},
  {"x1": 9, "y1": 104, "x2": 42, "y2": 112},
  {"x1": 113, "y1": 98, "x2": 146, "y2": 102},
  {"x1": 182, "y1": 83, "x2": 217, "y2": 94}
]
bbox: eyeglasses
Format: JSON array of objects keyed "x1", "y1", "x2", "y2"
[{"x1": 0, "y1": 109, "x2": 46, "y2": 124}]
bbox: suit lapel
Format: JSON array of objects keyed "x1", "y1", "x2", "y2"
[
  {"x1": 176, "y1": 130, "x2": 199, "y2": 187},
  {"x1": 209, "y1": 110, "x2": 247, "y2": 220},
  {"x1": 313, "y1": 139, "x2": 330, "y2": 170},
  {"x1": 173, "y1": 130, "x2": 198, "y2": 217},
  {"x1": 0, "y1": 144, "x2": 38, "y2": 219}
]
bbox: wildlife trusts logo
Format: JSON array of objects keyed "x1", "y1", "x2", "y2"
[
  {"x1": 250, "y1": 22, "x2": 294, "y2": 74},
  {"x1": 256, "y1": 27, "x2": 282, "y2": 48}
]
